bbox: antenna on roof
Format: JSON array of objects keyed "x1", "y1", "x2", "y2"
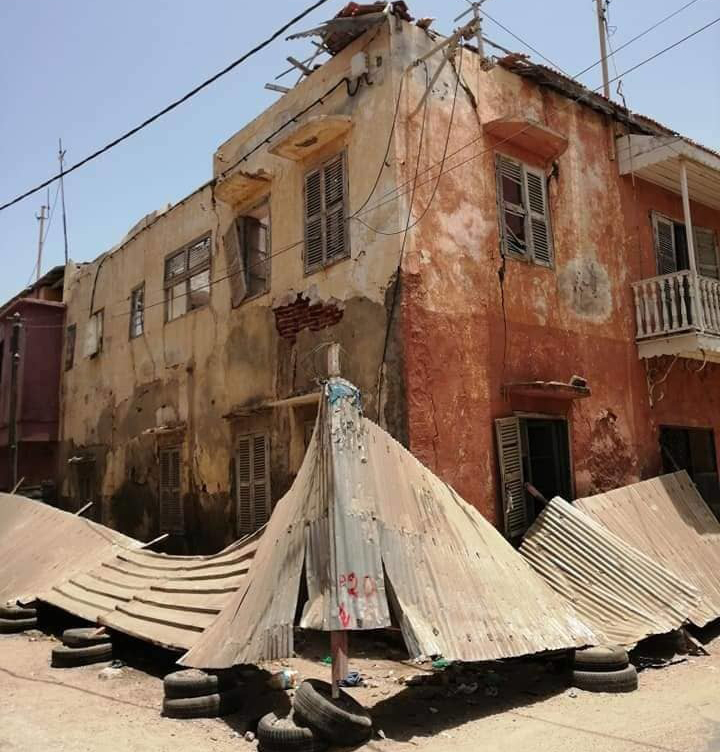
[
  {"x1": 34, "y1": 195, "x2": 48, "y2": 283},
  {"x1": 454, "y1": 0, "x2": 492, "y2": 68},
  {"x1": 58, "y1": 138, "x2": 70, "y2": 265}
]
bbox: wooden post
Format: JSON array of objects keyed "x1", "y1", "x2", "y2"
[
  {"x1": 327, "y1": 342, "x2": 341, "y2": 378},
  {"x1": 330, "y1": 630, "x2": 349, "y2": 699}
]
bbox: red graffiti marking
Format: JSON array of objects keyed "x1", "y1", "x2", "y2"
[
  {"x1": 338, "y1": 603, "x2": 351, "y2": 628},
  {"x1": 347, "y1": 572, "x2": 358, "y2": 598}
]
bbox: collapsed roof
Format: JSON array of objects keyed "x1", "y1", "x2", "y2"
[{"x1": 181, "y1": 378, "x2": 596, "y2": 669}]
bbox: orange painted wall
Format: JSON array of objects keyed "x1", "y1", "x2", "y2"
[{"x1": 392, "y1": 29, "x2": 720, "y2": 529}]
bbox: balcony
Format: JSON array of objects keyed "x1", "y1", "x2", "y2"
[{"x1": 632, "y1": 270, "x2": 720, "y2": 361}]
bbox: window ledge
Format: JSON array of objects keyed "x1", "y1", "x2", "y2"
[
  {"x1": 304, "y1": 252, "x2": 351, "y2": 277},
  {"x1": 485, "y1": 117, "x2": 568, "y2": 164},
  {"x1": 269, "y1": 116, "x2": 352, "y2": 162},
  {"x1": 214, "y1": 170, "x2": 270, "y2": 208}
]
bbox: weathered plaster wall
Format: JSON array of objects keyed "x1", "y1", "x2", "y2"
[
  {"x1": 59, "y1": 27, "x2": 408, "y2": 551},
  {"x1": 392, "y1": 25, "x2": 720, "y2": 528}
]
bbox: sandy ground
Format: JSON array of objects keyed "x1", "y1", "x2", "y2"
[{"x1": 1, "y1": 629, "x2": 720, "y2": 752}]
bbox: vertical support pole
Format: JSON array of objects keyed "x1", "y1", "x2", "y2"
[
  {"x1": 8, "y1": 313, "x2": 22, "y2": 490},
  {"x1": 35, "y1": 203, "x2": 47, "y2": 283},
  {"x1": 595, "y1": 0, "x2": 610, "y2": 99},
  {"x1": 327, "y1": 342, "x2": 341, "y2": 378},
  {"x1": 59, "y1": 138, "x2": 69, "y2": 265},
  {"x1": 330, "y1": 630, "x2": 349, "y2": 699},
  {"x1": 680, "y1": 159, "x2": 702, "y2": 329}
]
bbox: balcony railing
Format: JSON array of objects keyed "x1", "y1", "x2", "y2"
[{"x1": 632, "y1": 270, "x2": 720, "y2": 340}]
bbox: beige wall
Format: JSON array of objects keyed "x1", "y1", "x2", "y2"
[{"x1": 59, "y1": 24, "x2": 411, "y2": 551}]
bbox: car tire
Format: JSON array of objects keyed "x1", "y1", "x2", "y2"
[
  {"x1": 161, "y1": 687, "x2": 243, "y2": 719},
  {"x1": 574, "y1": 645, "x2": 629, "y2": 672},
  {"x1": 572, "y1": 664, "x2": 638, "y2": 693},
  {"x1": 62, "y1": 627, "x2": 112, "y2": 648},
  {"x1": 257, "y1": 712, "x2": 328, "y2": 752},
  {"x1": 0, "y1": 617, "x2": 37, "y2": 633},
  {"x1": 0, "y1": 604, "x2": 37, "y2": 620},
  {"x1": 163, "y1": 669, "x2": 237, "y2": 699},
  {"x1": 51, "y1": 642, "x2": 113, "y2": 668},
  {"x1": 293, "y1": 679, "x2": 372, "y2": 746}
]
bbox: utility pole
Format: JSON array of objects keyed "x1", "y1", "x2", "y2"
[
  {"x1": 454, "y1": 0, "x2": 491, "y2": 68},
  {"x1": 8, "y1": 313, "x2": 22, "y2": 490},
  {"x1": 35, "y1": 199, "x2": 48, "y2": 282},
  {"x1": 595, "y1": 0, "x2": 611, "y2": 99},
  {"x1": 58, "y1": 139, "x2": 69, "y2": 265}
]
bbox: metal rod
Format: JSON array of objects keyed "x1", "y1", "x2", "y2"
[
  {"x1": 8, "y1": 313, "x2": 22, "y2": 490},
  {"x1": 10, "y1": 476, "x2": 25, "y2": 494},
  {"x1": 141, "y1": 532, "x2": 170, "y2": 549},
  {"x1": 75, "y1": 501, "x2": 94, "y2": 516},
  {"x1": 58, "y1": 139, "x2": 69, "y2": 265},
  {"x1": 595, "y1": 0, "x2": 611, "y2": 99},
  {"x1": 35, "y1": 202, "x2": 48, "y2": 282}
]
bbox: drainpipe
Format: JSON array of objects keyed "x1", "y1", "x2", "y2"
[{"x1": 679, "y1": 159, "x2": 703, "y2": 329}]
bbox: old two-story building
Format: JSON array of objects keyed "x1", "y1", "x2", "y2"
[{"x1": 57, "y1": 6, "x2": 720, "y2": 551}]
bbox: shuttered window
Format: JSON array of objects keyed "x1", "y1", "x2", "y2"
[
  {"x1": 159, "y1": 447, "x2": 184, "y2": 534},
  {"x1": 304, "y1": 153, "x2": 349, "y2": 273},
  {"x1": 652, "y1": 212, "x2": 719, "y2": 280},
  {"x1": 223, "y1": 200, "x2": 270, "y2": 307},
  {"x1": 164, "y1": 235, "x2": 211, "y2": 321},
  {"x1": 694, "y1": 227, "x2": 719, "y2": 280},
  {"x1": 235, "y1": 433, "x2": 270, "y2": 536},
  {"x1": 495, "y1": 417, "x2": 529, "y2": 539},
  {"x1": 652, "y1": 213, "x2": 678, "y2": 275},
  {"x1": 496, "y1": 155, "x2": 553, "y2": 266}
]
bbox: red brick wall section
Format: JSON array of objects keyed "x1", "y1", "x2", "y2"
[{"x1": 274, "y1": 293, "x2": 344, "y2": 343}]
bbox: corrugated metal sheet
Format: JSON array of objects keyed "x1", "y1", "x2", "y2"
[
  {"x1": 181, "y1": 378, "x2": 596, "y2": 669},
  {"x1": 575, "y1": 471, "x2": 720, "y2": 627},
  {"x1": 520, "y1": 497, "x2": 700, "y2": 646},
  {"x1": 0, "y1": 493, "x2": 139, "y2": 605},
  {"x1": 42, "y1": 531, "x2": 261, "y2": 651}
]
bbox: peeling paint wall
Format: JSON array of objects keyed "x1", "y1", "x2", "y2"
[
  {"x1": 59, "y1": 27, "x2": 409, "y2": 551},
  {"x1": 393, "y1": 25, "x2": 720, "y2": 529}
]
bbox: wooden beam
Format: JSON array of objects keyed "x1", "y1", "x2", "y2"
[{"x1": 330, "y1": 631, "x2": 349, "y2": 699}]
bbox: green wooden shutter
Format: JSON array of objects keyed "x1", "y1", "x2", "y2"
[
  {"x1": 694, "y1": 226, "x2": 719, "y2": 280},
  {"x1": 525, "y1": 167, "x2": 552, "y2": 266},
  {"x1": 495, "y1": 417, "x2": 528, "y2": 538}
]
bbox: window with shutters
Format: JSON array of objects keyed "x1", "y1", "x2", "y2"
[
  {"x1": 304, "y1": 152, "x2": 349, "y2": 273},
  {"x1": 85, "y1": 310, "x2": 104, "y2": 358},
  {"x1": 234, "y1": 433, "x2": 271, "y2": 536},
  {"x1": 495, "y1": 415, "x2": 571, "y2": 539},
  {"x1": 129, "y1": 284, "x2": 145, "y2": 338},
  {"x1": 64, "y1": 324, "x2": 76, "y2": 371},
  {"x1": 164, "y1": 234, "x2": 211, "y2": 322},
  {"x1": 652, "y1": 212, "x2": 719, "y2": 280},
  {"x1": 224, "y1": 199, "x2": 270, "y2": 307},
  {"x1": 159, "y1": 447, "x2": 184, "y2": 534},
  {"x1": 495, "y1": 154, "x2": 553, "y2": 266}
]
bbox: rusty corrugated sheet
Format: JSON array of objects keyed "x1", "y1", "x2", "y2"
[
  {"x1": 181, "y1": 379, "x2": 596, "y2": 669},
  {"x1": 42, "y1": 531, "x2": 261, "y2": 651},
  {"x1": 575, "y1": 471, "x2": 720, "y2": 628},
  {"x1": 0, "y1": 493, "x2": 139, "y2": 605},
  {"x1": 520, "y1": 497, "x2": 700, "y2": 646}
]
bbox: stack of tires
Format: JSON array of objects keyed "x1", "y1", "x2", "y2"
[
  {"x1": 51, "y1": 628, "x2": 113, "y2": 668},
  {"x1": 162, "y1": 669, "x2": 243, "y2": 719},
  {"x1": 258, "y1": 679, "x2": 372, "y2": 752},
  {"x1": 572, "y1": 645, "x2": 638, "y2": 693},
  {"x1": 0, "y1": 602, "x2": 37, "y2": 633}
]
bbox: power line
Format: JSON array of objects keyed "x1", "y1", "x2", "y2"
[
  {"x1": 0, "y1": 0, "x2": 335, "y2": 213},
  {"x1": 46, "y1": 10, "x2": 720, "y2": 325}
]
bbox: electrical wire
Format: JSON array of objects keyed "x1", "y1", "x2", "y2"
[
  {"x1": 36, "y1": 11, "x2": 720, "y2": 328},
  {"x1": 0, "y1": 0, "x2": 335, "y2": 213}
]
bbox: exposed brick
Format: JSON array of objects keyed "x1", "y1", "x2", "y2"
[{"x1": 274, "y1": 293, "x2": 344, "y2": 343}]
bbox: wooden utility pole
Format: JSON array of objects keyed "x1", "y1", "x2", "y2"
[
  {"x1": 8, "y1": 313, "x2": 22, "y2": 489},
  {"x1": 35, "y1": 201, "x2": 48, "y2": 282},
  {"x1": 595, "y1": 0, "x2": 611, "y2": 99}
]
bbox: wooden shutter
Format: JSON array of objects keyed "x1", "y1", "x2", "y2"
[
  {"x1": 188, "y1": 236, "x2": 211, "y2": 270},
  {"x1": 652, "y1": 213, "x2": 678, "y2": 275},
  {"x1": 495, "y1": 417, "x2": 528, "y2": 538},
  {"x1": 525, "y1": 168, "x2": 552, "y2": 266},
  {"x1": 245, "y1": 216, "x2": 269, "y2": 296},
  {"x1": 252, "y1": 434, "x2": 270, "y2": 529},
  {"x1": 223, "y1": 219, "x2": 247, "y2": 307},
  {"x1": 323, "y1": 154, "x2": 347, "y2": 261},
  {"x1": 694, "y1": 226, "x2": 719, "y2": 280},
  {"x1": 236, "y1": 436, "x2": 252, "y2": 535},
  {"x1": 304, "y1": 169, "x2": 324, "y2": 271},
  {"x1": 159, "y1": 448, "x2": 184, "y2": 533}
]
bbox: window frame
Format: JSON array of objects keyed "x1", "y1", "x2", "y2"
[
  {"x1": 163, "y1": 233, "x2": 212, "y2": 323},
  {"x1": 651, "y1": 210, "x2": 720, "y2": 280},
  {"x1": 64, "y1": 324, "x2": 76, "y2": 371},
  {"x1": 224, "y1": 198, "x2": 271, "y2": 308},
  {"x1": 303, "y1": 151, "x2": 350, "y2": 275},
  {"x1": 495, "y1": 153, "x2": 554, "y2": 267},
  {"x1": 129, "y1": 283, "x2": 145, "y2": 339}
]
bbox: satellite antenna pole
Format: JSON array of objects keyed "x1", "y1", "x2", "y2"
[{"x1": 58, "y1": 138, "x2": 69, "y2": 264}]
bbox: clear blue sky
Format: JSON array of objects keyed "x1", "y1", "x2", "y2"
[{"x1": 0, "y1": 0, "x2": 717, "y2": 303}]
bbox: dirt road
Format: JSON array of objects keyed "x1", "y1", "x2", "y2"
[{"x1": 1, "y1": 631, "x2": 719, "y2": 752}]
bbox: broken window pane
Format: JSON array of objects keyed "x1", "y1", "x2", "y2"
[
  {"x1": 164, "y1": 234, "x2": 211, "y2": 321},
  {"x1": 501, "y1": 175, "x2": 523, "y2": 207},
  {"x1": 243, "y1": 201, "x2": 270, "y2": 299},
  {"x1": 130, "y1": 285, "x2": 144, "y2": 338},
  {"x1": 189, "y1": 269, "x2": 210, "y2": 310},
  {"x1": 504, "y1": 209, "x2": 526, "y2": 254}
]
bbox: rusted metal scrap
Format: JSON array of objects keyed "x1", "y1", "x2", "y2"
[{"x1": 180, "y1": 378, "x2": 596, "y2": 670}]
